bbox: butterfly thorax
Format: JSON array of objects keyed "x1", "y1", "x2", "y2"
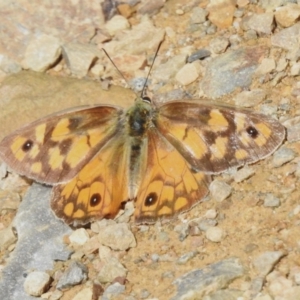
[{"x1": 126, "y1": 97, "x2": 152, "y2": 138}]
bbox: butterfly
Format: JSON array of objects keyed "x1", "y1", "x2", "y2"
[{"x1": 0, "y1": 94, "x2": 285, "y2": 225}]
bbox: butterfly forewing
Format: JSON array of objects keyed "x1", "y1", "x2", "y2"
[
  {"x1": 0, "y1": 106, "x2": 124, "y2": 184},
  {"x1": 155, "y1": 100, "x2": 285, "y2": 174}
]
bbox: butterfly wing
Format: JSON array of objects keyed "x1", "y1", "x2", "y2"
[
  {"x1": 154, "y1": 100, "x2": 285, "y2": 174},
  {"x1": 0, "y1": 105, "x2": 124, "y2": 183},
  {"x1": 51, "y1": 131, "x2": 131, "y2": 225},
  {"x1": 134, "y1": 128, "x2": 210, "y2": 224}
]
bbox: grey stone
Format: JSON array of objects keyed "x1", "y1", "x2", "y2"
[
  {"x1": 271, "y1": 23, "x2": 300, "y2": 51},
  {"x1": 272, "y1": 147, "x2": 296, "y2": 167},
  {"x1": 0, "y1": 184, "x2": 72, "y2": 300},
  {"x1": 201, "y1": 47, "x2": 266, "y2": 98},
  {"x1": 253, "y1": 251, "x2": 285, "y2": 276},
  {"x1": 177, "y1": 251, "x2": 199, "y2": 265},
  {"x1": 172, "y1": 258, "x2": 245, "y2": 300},
  {"x1": 56, "y1": 261, "x2": 88, "y2": 290},
  {"x1": 243, "y1": 13, "x2": 274, "y2": 35},
  {"x1": 187, "y1": 49, "x2": 211, "y2": 63},
  {"x1": 102, "y1": 283, "x2": 126, "y2": 300}
]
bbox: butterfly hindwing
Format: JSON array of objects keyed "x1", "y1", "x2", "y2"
[
  {"x1": 135, "y1": 128, "x2": 211, "y2": 223},
  {"x1": 155, "y1": 100, "x2": 285, "y2": 174},
  {"x1": 0, "y1": 105, "x2": 123, "y2": 184},
  {"x1": 51, "y1": 132, "x2": 130, "y2": 225}
]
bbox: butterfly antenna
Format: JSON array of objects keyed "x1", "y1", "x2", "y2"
[
  {"x1": 102, "y1": 48, "x2": 130, "y2": 88},
  {"x1": 141, "y1": 41, "x2": 163, "y2": 98}
]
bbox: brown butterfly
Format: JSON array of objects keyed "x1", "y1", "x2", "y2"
[{"x1": 0, "y1": 94, "x2": 285, "y2": 225}]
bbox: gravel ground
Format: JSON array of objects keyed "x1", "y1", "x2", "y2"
[{"x1": 0, "y1": 1, "x2": 300, "y2": 299}]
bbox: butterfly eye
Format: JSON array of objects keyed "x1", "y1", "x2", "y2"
[
  {"x1": 90, "y1": 193, "x2": 101, "y2": 207},
  {"x1": 145, "y1": 192, "x2": 158, "y2": 207},
  {"x1": 22, "y1": 140, "x2": 34, "y2": 152},
  {"x1": 246, "y1": 126, "x2": 259, "y2": 138}
]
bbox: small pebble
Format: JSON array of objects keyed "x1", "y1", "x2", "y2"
[
  {"x1": 105, "y1": 15, "x2": 130, "y2": 36},
  {"x1": 249, "y1": 277, "x2": 264, "y2": 295},
  {"x1": 97, "y1": 223, "x2": 136, "y2": 251},
  {"x1": 290, "y1": 62, "x2": 300, "y2": 76},
  {"x1": 293, "y1": 205, "x2": 300, "y2": 215},
  {"x1": 62, "y1": 43, "x2": 99, "y2": 77},
  {"x1": 23, "y1": 271, "x2": 51, "y2": 297},
  {"x1": 102, "y1": 283, "x2": 125, "y2": 300},
  {"x1": 234, "y1": 89, "x2": 266, "y2": 107},
  {"x1": 253, "y1": 251, "x2": 285, "y2": 276},
  {"x1": 198, "y1": 219, "x2": 218, "y2": 231},
  {"x1": 69, "y1": 228, "x2": 90, "y2": 246},
  {"x1": 209, "y1": 37, "x2": 229, "y2": 54},
  {"x1": 72, "y1": 287, "x2": 93, "y2": 300},
  {"x1": 244, "y1": 12, "x2": 274, "y2": 35},
  {"x1": 205, "y1": 227, "x2": 224, "y2": 242},
  {"x1": 190, "y1": 7, "x2": 208, "y2": 24},
  {"x1": 140, "y1": 289, "x2": 150, "y2": 299},
  {"x1": 255, "y1": 58, "x2": 276, "y2": 75},
  {"x1": 205, "y1": 209, "x2": 217, "y2": 219},
  {"x1": 263, "y1": 193, "x2": 281, "y2": 208},
  {"x1": 175, "y1": 62, "x2": 200, "y2": 85},
  {"x1": 259, "y1": 104, "x2": 278, "y2": 116},
  {"x1": 244, "y1": 29, "x2": 257, "y2": 40},
  {"x1": 174, "y1": 223, "x2": 189, "y2": 241},
  {"x1": 276, "y1": 58, "x2": 288, "y2": 72},
  {"x1": 0, "y1": 224, "x2": 17, "y2": 251},
  {"x1": 274, "y1": 3, "x2": 300, "y2": 28},
  {"x1": 187, "y1": 49, "x2": 211, "y2": 63},
  {"x1": 176, "y1": 9, "x2": 184, "y2": 15},
  {"x1": 177, "y1": 251, "x2": 198, "y2": 265},
  {"x1": 209, "y1": 180, "x2": 232, "y2": 202},
  {"x1": 22, "y1": 34, "x2": 61, "y2": 72},
  {"x1": 234, "y1": 166, "x2": 255, "y2": 183},
  {"x1": 98, "y1": 257, "x2": 127, "y2": 283},
  {"x1": 151, "y1": 253, "x2": 160, "y2": 262},
  {"x1": 56, "y1": 261, "x2": 88, "y2": 290},
  {"x1": 293, "y1": 271, "x2": 300, "y2": 285},
  {"x1": 272, "y1": 147, "x2": 296, "y2": 168},
  {"x1": 268, "y1": 275, "x2": 293, "y2": 296}
]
